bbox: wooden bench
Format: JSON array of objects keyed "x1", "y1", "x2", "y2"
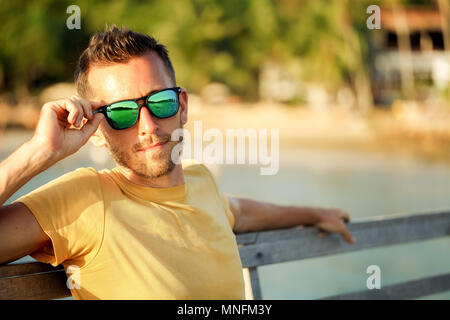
[{"x1": 1, "y1": 211, "x2": 450, "y2": 299}]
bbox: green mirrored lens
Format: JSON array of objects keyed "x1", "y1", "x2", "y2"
[
  {"x1": 148, "y1": 90, "x2": 178, "y2": 118},
  {"x1": 107, "y1": 101, "x2": 139, "y2": 129}
]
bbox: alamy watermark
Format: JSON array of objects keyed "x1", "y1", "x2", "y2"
[
  {"x1": 366, "y1": 265, "x2": 381, "y2": 289},
  {"x1": 66, "y1": 265, "x2": 81, "y2": 289},
  {"x1": 66, "y1": 5, "x2": 81, "y2": 30},
  {"x1": 366, "y1": 5, "x2": 381, "y2": 30},
  {"x1": 171, "y1": 121, "x2": 280, "y2": 175}
]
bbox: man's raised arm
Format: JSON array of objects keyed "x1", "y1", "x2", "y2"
[
  {"x1": 228, "y1": 196, "x2": 355, "y2": 244},
  {"x1": 0, "y1": 97, "x2": 103, "y2": 264}
]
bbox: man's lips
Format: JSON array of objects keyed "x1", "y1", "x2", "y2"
[{"x1": 137, "y1": 141, "x2": 168, "y2": 151}]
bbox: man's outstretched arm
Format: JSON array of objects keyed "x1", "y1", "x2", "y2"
[{"x1": 228, "y1": 196, "x2": 355, "y2": 244}]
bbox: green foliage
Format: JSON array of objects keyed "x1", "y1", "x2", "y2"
[{"x1": 0, "y1": 0, "x2": 415, "y2": 101}]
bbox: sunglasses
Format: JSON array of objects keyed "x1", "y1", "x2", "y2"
[{"x1": 92, "y1": 87, "x2": 181, "y2": 130}]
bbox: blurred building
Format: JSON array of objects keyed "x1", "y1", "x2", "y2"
[{"x1": 371, "y1": 6, "x2": 450, "y2": 105}]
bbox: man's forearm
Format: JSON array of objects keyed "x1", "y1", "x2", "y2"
[
  {"x1": 0, "y1": 139, "x2": 54, "y2": 205},
  {"x1": 231, "y1": 196, "x2": 354, "y2": 244},
  {"x1": 231, "y1": 197, "x2": 321, "y2": 233}
]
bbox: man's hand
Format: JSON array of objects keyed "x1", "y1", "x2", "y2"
[
  {"x1": 314, "y1": 208, "x2": 355, "y2": 244},
  {"x1": 32, "y1": 96, "x2": 103, "y2": 162},
  {"x1": 229, "y1": 197, "x2": 355, "y2": 245}
]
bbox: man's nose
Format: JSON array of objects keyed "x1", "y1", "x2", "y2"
[{"x1": 138, "y1": 106, "x2": 158, "y2": 135}]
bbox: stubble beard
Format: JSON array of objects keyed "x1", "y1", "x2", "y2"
[{"x1": 105, "y1": 123, "x2": 183, "y2": 180}]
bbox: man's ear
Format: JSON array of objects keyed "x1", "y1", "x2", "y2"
[
  {"x1": 89, "y1": 127, "x2": 106, "y2": 148},
  {"x1": 179, "y1": 88, "x2": 188, "y2": 126}
]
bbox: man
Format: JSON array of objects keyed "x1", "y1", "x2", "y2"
[{"x1": 0, "y1": 26, "x2": 354, "y2": 299}]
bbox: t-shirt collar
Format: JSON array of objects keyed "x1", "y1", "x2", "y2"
[{"x1": 109, "y1": 167, "x2": 187, "y2": 202}]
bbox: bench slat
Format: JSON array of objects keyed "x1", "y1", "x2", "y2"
[
  {"x1": 0, "y1": 262, "x2": 63, "y2": 278},
  {"x1": 321, "y1": 272, "x2": 450, "y2": 300},
  {"x1": 249, "y1": 267, "x2": 262, "y2": 300},
  {"x1": 238, "y1": 211, "x2": 450, "y2": 267},
  {"x1": 0, "y1": 269, "x2": 70, "y2": 300}
]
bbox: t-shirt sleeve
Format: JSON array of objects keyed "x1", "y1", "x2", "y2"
[
  {"x1": 13, "y1": 168, "x2": 104, "y2": 267},
  {"x1": 220, "y1": 193, "x2": 235, "y2": 230}
]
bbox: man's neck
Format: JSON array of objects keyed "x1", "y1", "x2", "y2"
[{"x1": 116, "y1": 164, "x2": 185, "y2": 188}]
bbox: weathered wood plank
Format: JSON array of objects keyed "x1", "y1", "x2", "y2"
[
  {"x1": 249, "y1": 267, "x2": 262, "y2": 300},
  {"x1": 0, "y1": 269, "x2": 71, "y2": 300},
  {"x1": 0, "y1": 262, "x2": 63, "y2": 278},
  {"x1": 236, "y1": 232, "x2": 258, "y2": 245},
  {"x1": 238, "y1": 211, "x2": 450, "y2": 267},
  {"x1": 321, "y1": 272, "x2": 450, "y2": 300}
]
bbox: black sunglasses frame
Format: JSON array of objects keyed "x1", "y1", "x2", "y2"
[{"x1": 92, "y1": 86, "x2": 182, "y2": 130}]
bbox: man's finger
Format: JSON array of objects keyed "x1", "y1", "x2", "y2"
[
  {"x1": 342, "y1": 214, "x2": 350, "y2": 223},
  {"x1": 73, "y1": 96, "x2": 93, "y2": 120},
  {"x1": 80, "y1": 113, "x2": 103, "y2": 139},
  {"x1": 61, "y1": 99, "x2": 83, "y2": 127},
  {"x1": 340, "y1": 226, "x2": 355, "y2": 244},
  {"x1": 70, "y1": 98, "x2": 86, "y2": 127},
  {"x1": 338, "y1": 210, "x2": 350, "y2": 222}
]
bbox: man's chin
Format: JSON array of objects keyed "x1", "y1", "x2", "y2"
[
  {"x1": 125, "y1": 153, "x2": 176, "y2": 179},
  {"x1": 132, "y1": 162, "x2": 176, "y2": 180},
  {"x1": 109, "y1": 141, "x2": 178, "y2": 180}
]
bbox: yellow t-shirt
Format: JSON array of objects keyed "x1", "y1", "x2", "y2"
[{"x1": 15, "y1": 161, "x2": 245, "y2": 300}]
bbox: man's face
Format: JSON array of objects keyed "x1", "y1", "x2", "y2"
[{"x1": 87, "y1": 51, "x2": 188, "y2": 179}]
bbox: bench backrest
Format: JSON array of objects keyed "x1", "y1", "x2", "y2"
[{"x1": 1, "y1": 211, "x2": 450, "y2": 299}]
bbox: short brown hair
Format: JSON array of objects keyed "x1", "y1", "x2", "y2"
[{"x1": 74, "y1": 25, "x2": 176, "y2": 97}]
